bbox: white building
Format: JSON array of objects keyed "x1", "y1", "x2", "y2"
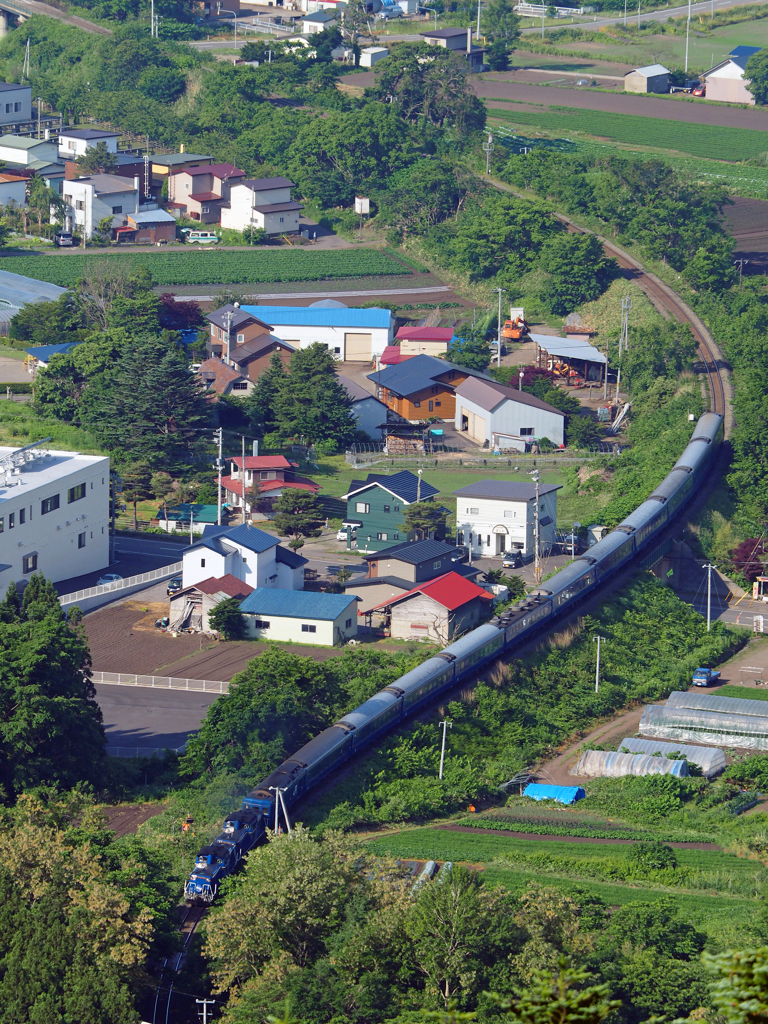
[
  {"x1": 239, "y1": 588, "x2": 358, "y2": 645},
  {"x1": 182, "y1": 522, "x2": 306, "y2": 591},
  {"x1": 454, "y1": 377, "x2": 565, "y2": 449},
  {"x1": 301, "y1": 9, "x2": 337, "y2": 31},
  {"x1": 0, "y1": 84, "x2": 31, "y2": 126},
  {"x1": 0, "y1": 173, "x2": 27, "y2": 208},
  {"x1": 62, "y1": 174, "x2": 140, "y2": 239},
  {"x1": 240, "y1": 300, "x2": 395, "y2": 362},
  {"x1": 359, "y1": 46, "x2": 389, "y2": 66},
  {"x1": 338, "y1": 373, "x2": 388, "y2": 439},
  {"x1": 0, "y1": 440, "x2": 110, "y2": 596},
  {"x1": 220, "y1": 176, "x2": 303, "y2": 236},
  {"x1": 453, "y1": 479, "x2": 561, "y2": 558},
  {"x1": 58, "y1": 129, "x2": 120, "y2": 161},
  {"x1": 0, "y1": 135, "x2": 58, "y2": 166},
  {"x1": 702, "y1": 47, "x2": 759, "y2": 104}
]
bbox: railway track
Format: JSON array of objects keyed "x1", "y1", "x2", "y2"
[{"x1": 152, "y1": 906, "x2": 207, "y2": 1024}]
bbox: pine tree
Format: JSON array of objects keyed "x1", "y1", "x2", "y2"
[
  {"x1": 247, "y1": 349, "x2": 287, "y2": 438},
  {"x1": 0, "y1": 580, "x2": 21, "y2": 623},
  {"x1": 273, "y1": 344, "x2": 356, "y2": 450},
  {"x1": 21, "y1": 572, "x2": 64, "y2": 622}
]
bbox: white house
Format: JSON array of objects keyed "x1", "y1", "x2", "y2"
[
  {"x1": 58, "y1": 129, "x2": 120, "y2": 161},
  {"x1": 301, "y1": 9, "x2": 337, "y2": 31},
  {"x1": 454, "y1": 377, "x2": 565, "y2": 450},
  {"x1": 453, "y1": 479, "x2": 561, "y2": 558},
  {"x1": 241, "y1": 300, "x2": 394, "y2": 362},
  {"x1": 182, "y1": 522, "x2": 306, "y2": 591},
  {"x1": 239, "y1": 588, "x2": 358, "y2": 645},
  {"x1": 62, "y1": 174, "x2": 140, "y2": 240},
  {"x1": 221, "y1": 176, "x2": 303, "y2": 236},
  {"x1": 0, "y1": 173, "x2": 27, "y2": 208},
  {"x1": 338, "y1": 373, "x2": 388, "y2": 439},
  {"x1": 0, "y1": 440, "x2": 110, "y2": 597},
  {"x1": 0, "y1": 84, "x2": 31, "y2": 126},
  {"x1": 0, "y1": 135, "x2": 58, "y2": 166},
  {"x1": 702, "y1": 46, "x2": 760, "y2": 104}
]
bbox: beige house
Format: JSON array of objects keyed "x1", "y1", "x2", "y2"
[
  {"x1": 702, "y1": 48, "x2": 760, "y2": 104},
  {"x1": 367, "y1": 571, "x2": 493, "y2": 643},
  {"x1": 395, "y1": 326, "x2": 453, "y2": 357},
  {"x1": 168, "y1": 163, "x2": 246, "y2": 223}
]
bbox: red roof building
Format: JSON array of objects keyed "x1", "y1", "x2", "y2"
[
  {"x1": 395, "y1": 325, "x2": 454, "y2": 358},
  {"x1": 221, "y1": 453, "x2": 319, "y2": 514},
  {"x1": 168, "y1": 163, "x2": 246, "y2": 225},
  {"x1": 190, "y1": 574, "x2": 255, "y2": 598},
  {"x1": 367, "y1": 570, "x2": 493, "y2": 642},
  {"x1": 168, "y1": 574, "x2": 254, "y2": 632},
  {"x1": 379, "y1": 345, "x2": 414, "y2": 366}
]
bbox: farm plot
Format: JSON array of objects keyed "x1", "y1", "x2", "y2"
[
  {"x1": 488, "y1": 105, "x2": 768, "y2": 162},
  {"x1": 0, "y1": 248, "x2": 409, "y2": 289}
]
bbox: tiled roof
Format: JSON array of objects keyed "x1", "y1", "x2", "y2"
[
  {"x1": 207, "y1": 304, "x2": 273, "y2": 332},
  {"x1": 189, "y1": 191, "x2": 224, "y2": 202},
  {"x1": 363, "y1": 538, "x2": 460, "y2": 564},
  {"x1": 454, "y1": 376, "x2": 565, "y2": 416},
  {"x1": 380, "y1": 345, "x2": 412, "y2": 365},
  {"x1": 368, "y1": 570, "x2": 493, "y2": 612},
  {"x1": 197, "y1": 357, "x2": 247, "y2": 395},
  {"x1": 193, "y1": 574, "x2": 255, "y2": 598},
  {"x1": 453, "y1": 480, "x2": 562, "y2": 501},
  {"x1": 252, "y1": 201, "x2": 304, "y2": 214},
  {"x1": 230, "y1": 456, "x2": 295, "y2": 470},
  {"x1": 240, "y1": 588, "x2": 356, "y2": 619},
  {"x1": 343, "y1": 470, "x2": 438, "y2": 504},
  {"x1": 242, "y1": 304, "x2": 392, "y2": 329},
  {"x1": 368, "y1": 353, "x2": 489, "y2": 398},
  {"x1": 221, "y1": 475, "x2": 319, "y2": 497},
  {"x1": 395, "y1": 326, "x2": 454, "y2": 342}
]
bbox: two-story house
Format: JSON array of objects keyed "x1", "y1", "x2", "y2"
[
  {"x1": 420, "y1": 27, "x2": 484, "y2": 70},
  {"x1": 341, "y1": 537, "x2": 481, "y2": 613},
  {"x1": 62, "y1": 174, "x2": 140, "y2": 240},
  {"x1": 453, "y1": 479, "x2": 561, "y2": 558},
  {"x1": 342, "y1": 470, "x2": 440, "y2": 553},
  {"x1": 205, "y1": 304, "x2": 295, "y2": 378},
  {"x1": 221, "y1": 176, "x2": 304, "y2": 236},
  {"x1": 182, "y1": 522, "x2": 307, "y2": 590},
  {"x1": 58, "y1": 128, "x2": 120, "y2": 162},
  {"x1": 368, "y1": 354, "x2": 491, "y2": 422},
  {"x1": 168, "y1": 163, "x2": 246, "y2": 223},
  {"x1": 219, "y1": 455, "x2": 320, "y2": 514},
  {"x1": 0, "y1": 84, "x2": 31, "y2": 126}
]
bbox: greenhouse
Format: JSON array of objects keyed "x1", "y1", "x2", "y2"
[
  {"x1": 640, "y1": 690, "x2": 768, "y2": 750},
  {"x1": 619, "y1": 737, "x2": 726, "y2": 777},
  {"x1": 571, "y1": 750, "x2": 689, "y2": 778}
]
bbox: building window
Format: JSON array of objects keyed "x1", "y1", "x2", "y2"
[
  {"x1": 394, "y1": 504, "x2": 400, "y2": 512},
  {"x1": 202, "y1": 206, "x2": 210, "y2": 213},
  {"x1": 355, "y1": 502, "x2": 370, "y2": 514},
  {"x1": 428, "y1": 400, "x2": 433, "y2": 412},
  {"x1": 112, "y1": 205, "x2": 122, "y2": 214},
  {"x1": 22, "y1": 553, "x2": 37, "y2": 574},
  {"x1": 3, "y1": 104, "x2": 9, "y2": 113},
  {"x1": 393, "y1": 532, "x2": 399, "y2": 540},
  {"x1": 345, "y1": 618, "x2": 352, "y2": 628},
  {"x1": 0, "y1": 517, "x2": 3, "y2": 533},
  {"x1": 504, "y1": 510, "x2": 517, "y2": 518},
  {"x1": 253, "y1": 619, "x2": 270, "y2": 629},
  {"x1": 8, "y1": 513, "x2": 13, "y2": 529},
  {"x1": 377, "y1": 532, "x2": 388, "y2": 541},
  {"x1": 233, "y1": 382, "x2": 248, "y2": 390},
  {"x1": 75, "y1": 200, "x2": 85, "y2": 211},
  {"x1": 14, "y1": 102, "x2": 20, "y2": 112},
  {"x1": 468, "y1": 507, "x2": 479, "y2": 515},
  {"x1": 41, "y1": 494, "x2": 60, "y2": 515},
  {"x1": 237, "y1": 333, "x2": 244, "y2": 343},
  {"x1": 487, "y1": 534, "x2": 491, "y2": 546},
  {"x1": 457, "y1": 531, "x2": 464, "y2": 545},
  {"x1": 201, "y1": 558, "x2": 206, "y2": 567},
  {"x1": 279, "y1": 217, "x2": 284, "y2": 223},
  {"x1": 68, "y1": 482, "x2": 86, "y2": 503},
  {"x1": 433, "y1": 560, "x2": 441, "y2": 569},
  {"x1": 19, "y1": 508, "x2": 24, "y2": 525},
  {"x1": 383, "y1": 504, "x2": 390, "y2": 513},
  {"x1": 413, "y1": 400, "x2": 421, "y2": 408},
  {"x1": 334, "y1": 347, "x2": 340, "y2": 355},
  {"x1": 301, "y1": 623, "x2": 317, "y2": 633},
  {"x1": 260, "y1": 471, "x2": 271, "y2": 480},
  {"x1": 78, "y1": 532, "x2": 86, "y2": 548},
  {"x1": 520, "y1": 428, "x2": 534, "y2": 436},
  {"x1": 211, "y1": 325, "x2": 216, "y2": 337}
]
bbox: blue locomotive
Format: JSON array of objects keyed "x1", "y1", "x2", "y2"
[{"x1": 184, "y1": 412, "x2": 722, "y2": 904}]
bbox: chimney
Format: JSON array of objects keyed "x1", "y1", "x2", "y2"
[
  {"x1": 180, "y1": 143, "x2": 185, "y2": 154},
  {"x1": 467, "y1": 24, "x2": 471, "y2": 52}
]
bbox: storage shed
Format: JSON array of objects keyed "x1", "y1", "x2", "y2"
[
  {"x1": 640, "y1": 690, "x2": 768, "y2": 750},
  {"x1": 359, "y1": 46, "x2": 389, "y2": 66},
  {"x1": 239, "y1": 588, "x2": 358, "y2": 645},
  {"x1": 624, "y1": 63, "x2": 670, "y2": 93},
  {"x1": 619, "y1": 737, "x2": 726, "y2": 778},
  {"x1": 571, "y1": 750, "x2": 689, "y2": 778},
  {"x1": 523, "y1": 782, "x2": 585, "y2": 805}
]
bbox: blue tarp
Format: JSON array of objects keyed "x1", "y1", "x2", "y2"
[{"x1": 523, "y1": 783, "x2": 585, "y2": 805}]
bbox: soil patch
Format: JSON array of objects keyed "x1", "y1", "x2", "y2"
[{"x1": 103, "y1": 804, "x2": 165, "y2": 837}]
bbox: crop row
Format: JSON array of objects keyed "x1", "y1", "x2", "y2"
[
  {"x1": 488, "y1": 104, "x2": 768, "y2": 162},
  {"x1": 0, "y1": 248, "x2": 409, "y2": 289},
  {"x1": 456, "y1": 817, "x2": 715, "y2": 842}
]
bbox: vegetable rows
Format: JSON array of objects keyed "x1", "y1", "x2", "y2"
[{"x1": 0, "y1": 248, "x2": 409, "y2": 289}]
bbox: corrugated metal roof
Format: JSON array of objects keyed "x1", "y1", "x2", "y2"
[
  {"x1": 128, "y1": 209, "x2": 177, "y2": 225},
  {"x1": 363, "y1": 537, "x2": 458, "y2": 563},
  {"x1": 344, "y1": 470, "x2": 439, "y2": 504},
  {"x1": 530, "y1": 333, "x2": 607, "y2": 365},
  {"x1": 629, "y1": 63, "x2": 670, "y2": 76},
  {"x1": 230, "y1": 456, "x2": 294, "y2": 470},
  {"x1": 572, "y1": 750, "x2": 689, "y2": 778},
  {"x1": 187, "y1": 523, "x2": 277, "y2": 555},
  {"x1": 240, "y1": 588, "x2": 357, "y2": 619},
  {"x1": 395, "y1": 326, "x2": 454, "y2": 342},
  {"x1": 25, "y1": 340, "x2": 83, "y2": 362},
  {"x1": 368, "y1": 570, "x2": 492, "y2": 612},
  {"x1": 523, "y1": 782, "x2": 585, "y2": 804},
  {"x1": 239, "y1": 176, "x2": 295, "y2": 190},
  {"x1": 242, "y1": 304, "x2": 392, "y2": 329},
  {"x1": 619, "y1": 737, "x2": 726, "y2": 777},
  {"x1": 368, "y1": 353, "x2": 480, "y2": 397}
]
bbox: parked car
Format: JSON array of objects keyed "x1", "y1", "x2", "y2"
[
  {"x1": 337, "y1": 524, "x2": 357, "y2": 540},
  {"x1": 502, "y1": 551, "x2": 523, "y2": 569},
  {"x1": 182, "y1": 229, "x2": 220, "y2": 245},
  {"x1": 692, "y1": 84, "x2": 705, "y2": 97},
  {"x1": 167, "y1": 577, "x2": 183, "y2": 596},
  {"x1": 96, "y1": 573, "x2": 123, "y2": 587},
  {"x1": 54, "y1": 231, "x2": 75, "y2": 247},
  {"x1": 377, "y1": 5, "x2": 402, "y2": 16}
]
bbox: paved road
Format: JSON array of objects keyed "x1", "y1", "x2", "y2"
[
  {"x1": 520, "y1": 0, "x2": 767, "y2": 32},
  {"x1": 54, "y1": 535, "x2": 184, "y2": 596},
  {"x1": 96, "y1": 682, "x2": 219, "y2": 753},
  {"x1": 178, "y1": 285, "x2": 452, "y2": 302}
]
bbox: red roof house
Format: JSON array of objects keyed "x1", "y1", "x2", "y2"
[
  {"x1": 395, "y1": 326, "x2": 454, "y2": 357},
  {"x1": 221, "y1": 454, "x2": 319, "y2": 513},
  {"x1": 367, "y1": 570, "x2": 493, "y2": 642}
]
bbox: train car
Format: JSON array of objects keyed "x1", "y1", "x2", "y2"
[
  {"x1": 616, "y1": 499, "x2": 668, "y2": 550},
  {"x1": 443, "y1": 623, "x2": 505, "y2": 683},
  {"x1": 537, "y1": 559, "x2": 595, "y2": 613},
  {"x1": 336, "y1": 689, "x2": 405, "y2": 749},
  {"x1": 390, "y1": 656, "x2": 456, "y2": 713},
  {"x1": 498, "y1": 593, "x2": 554, "y2": 644},
  {"x1": 588, "y1": 530, "x2": 636, "y2": 579}
]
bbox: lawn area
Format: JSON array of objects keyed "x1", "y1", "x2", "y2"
[{"x1": 0, "y1": 400, "x2": 103, "y2": 453}]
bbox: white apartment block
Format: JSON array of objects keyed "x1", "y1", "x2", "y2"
[
  {"x1": 220, "y1": 176, "x2": 303, "y2": 236},
  {"x1": 62, "y1": 174, "x2": 139, "y2": 239},
  {"x1": 57, "y1": 129, "x2": 120, "y2": 161},
  {"x1": 453, "y1": 479, "x2": 561, "y2": 558},
  {"x1": 0, "y1": 441, "x2": 110, "y2": 596}
]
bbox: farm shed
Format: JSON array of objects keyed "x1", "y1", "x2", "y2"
[
  {"x1": 640, "y1": 690, "x2": 768, "y2": 750},
  {"x1": 523, "y1": 783, "x2": 585, "y2": 805},
  {"x1": 571, "y1": 750, "x2": 689, "y2": 778},
  {"x1": 169, "y1": 574, "x2": 254, "y2": 632},
  {"x1": 531, "y1": 334, "x2": 607, "y2": 384},
  {"x1": 624, "y1": 63, "x2": 670, "y2": 94},
  {"x1": 239, "y1": 588, "x2": 358, "y2": 646},
  {"x1": 619, "y1": 737, "x2": 726, "y2": 778},
  {"x1": 703, "y1": 46, "x2": 761, "y2": 105}
]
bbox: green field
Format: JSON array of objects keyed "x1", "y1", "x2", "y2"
[
  {"x1": 488, "y1": 104, "x2": 768, "y2": 161},
  {"x1": 0, "y1": 248, "x2": 409, "y2": 288},
  {"x1": 718, "y1": 684, "x2": 768, "y2": 700}
]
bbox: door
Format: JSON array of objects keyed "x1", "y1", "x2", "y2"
[
  {"x1": 471, "y1": 413, "x2": 486, "y2": 443},
  {"x1": 495, "y1": 534, "x2": 506, "y2": 555},
  {"x1": 344, "y1": 333, "x2": 372, "y2": 361}
]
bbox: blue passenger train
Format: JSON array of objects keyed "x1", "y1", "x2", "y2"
[{"x1": 184, "y1": 412, "x2": 722, "y2": 903}]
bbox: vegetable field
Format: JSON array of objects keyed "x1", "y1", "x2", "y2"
[
  {"x1": 488, "y1": 104, "x2": 768, "y2": 162},
  {"x1": 0, "y1": 248, "x2": 410, "y2": 288}
]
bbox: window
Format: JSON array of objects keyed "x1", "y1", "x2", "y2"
[
  {"x1": 252, "y1": 619, "x2": 270, "y2": 629},
  {"x1": 68, "y1": 482, "x2": 86, "y2": 503},
  {"x1": 201, "y1": 206, "x2": 209, "y2": 214},
  {"x1": 211, "y1": 325, "x2": 216, "y2": 337},
  {"x1": 428, "y1": 400, "x2": 433, "y2": 412},
  {"x1": 345, "y1": 618, "x2": 352, "y2": 628},
  {"x1": 0, "y1": 518, "x2": 3, "y2": 533},
  {"x1": 75, "y1": 200, "x2": 85, "y2": 211},
  {"x1": 78, "y1": 532, "x2": 86, "y2": 549},
  {"x1": 233, "y1": 382, "x2": 248, "y2": 390},
  {"x1": 457, "y1": 531, "x2": 464, "y2": 545},
  {"x1": 237, "y1": 333, "x2": 244, "y2": 343},
  {"x1": 18, "y1": 508, "x2": 24, "y2": 525},
  {"x1": 435, "y1": 401, "x2": 441, "y2": 407},
  {"x1": 487, "y1": 534, "x2": 491, "y2": 546},
  {"x1": 383, "y1": 504, "x2": 390, "y2": 513},
  {"x1": 201, "y1": 558, "x2": 206, "y2": 567},
  {"x1": 468, "y1": 507, "x2": 479, "y2": 515},
  {"x1": 520, "y1": 428, "x2": 534, "y2": 436},
  {"x1": 504, "y1": 509, "x2": 517, "y2": 518},
  {"x1": 3, "y1": 104, "x2": 8, "y2": 113},
  {"x1": 112, "y1": 205, "x2": 122, "y2": 214},
  {"x1": 355, "y1": 501, "x2": 369, "y2": 514},
  {"x1": 279, "y1": 217, "x2": 284, "y2": 223},
  {"x1": 301, "y1": 623, "x2": 317, "y2": 633},
  {"x1": 8, "y1": 513, "x2": 13, "y2": 529},
  {"x1": 413, "y1": 400, "x2": 421, "y2": 408},
  {"x1": 334, "y1": 347, "x2": 341, "y2": 355},
  {"x1": 377, "y1": 532, "x2": 388, "y2": 541},
  {"x1": 393, "y1": 532, "x2": 399, "y2": 540},
  {"x1": 433, "y1": 560, "x2": 441, "y2": 569},
  {"x1": 394, "y1": 504, "x2": 400, "y2": 512},
  {"x1": 41, "y1": 494, "x2": 60, "y2": 515},
  {"x1": 22, "y1": 553, "x2": 37, "y2": 574},
  {"x1": 14, "y1": 102, "x2": 20, "y2": 112},
  {"x1": 260, "y1": 471, "x2": 271, "y2": 480}
]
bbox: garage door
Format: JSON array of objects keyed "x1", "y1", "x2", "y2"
[
  {"x1": 344, "y1": 333, "x2": 372, "y2": 361},
  {"x1": 471, "y1": 412, "x2": 486, "y2": 443}
]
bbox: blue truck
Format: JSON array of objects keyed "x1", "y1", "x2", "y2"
[{"x1": 692, "y1": 667, "x2": 721, "y2": 687}]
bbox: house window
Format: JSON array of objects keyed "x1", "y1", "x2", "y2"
[
  {"x1": 435, "y1": 401, "x2": 441, "y2": 407},
  {"x1": 75, "y1": 200, "x2": 85, "y2": 211},
  {"x1": 355, "y1": 501, "x2": 370, "y2": 514},
  {"x1": 260, "y1": 471, "x2": 271, "y2": 480},
  {"x1": 279, "y1": 217, "x2": 284, "y2": 223},
  {"x1": 3, "y1": 104, "x2": 9, "y2": 113},
  {"x1": 377, "y1": 532, "x2": 388, "y2": 541},
  {"x1": 22, "y1": 553, "x2": 37, "y2": 574},
  {"x1": 433, "y1": 560, "x2": 441, "y2": 569},
  {"x1": 457, "y1": 531, "x2": 464, "y2": 545},
  {"x1": 520, "y1": 428, "x2": 534, "y2": 436},
  {"x1": 431, "y1": 386, "x2": 438, "y2": 394},
  {"x1": 393, "y1": 532, "x2": 399, "y2": 540},
  {"x1": 233, "y1": 382, "x2": 248, "y2": 390},
  {"x1": 237, "y1": 333, "x2": 244, "y2": 343},
  {"x1": 345, "y1": 618, "x2": 352, "y2": 628},
  {"x1": 14, "y1": 102, "x2": 20, "y2": 112},
  {"x1": 413, "y1": 401, "x2": 421, "y2": 408},
  {"x1": 202, "y1": 206, "x2": 210, "y2": 213},
  {"x1": 394, "y1": 504, "x2": 400, "y2": 512},
  {"x1": 112, "y1": 205, "x2": 122, "y2": 214},
  {"x1": 78, "y1": 532, "x2": 86, "y2": 548},
  {"x1": 487, "y1": 534, "x2": 491, "y2": 546},
  {"x1": 383, "y1": 504, "x2": 390, "y2": 513},
  {"x1": 428, "y1": 400, "x2": 433, "y2": 412},
  {"x1": 19, "y1": 508, "x2": 24, "y2": 525},
  {"x1": 468, "y1": 507, "x2": 479, "y2": 515},
  {"x1": 253, "y1": 619, "x2": 270, "y2": 629},
  {"x1": 334, "y1": 347, "x2": 341, "y2": 355},
  {"x1": 201, "y1": 558, "x2": 206, "y2": 567},
  {"x1": 211, "y1": 325, "x2": 216, "y2": 337},
  {"x1": 301, "y1": 623, "x2": 317, "y2": 633},
  {"x1": 68, "y1": 482, "x2": 86, "y2": 503},
  {"x1": 41, "y1": 495, "x2": 60, "y2": 515},
  {"x1": 504, "y1": 510, "x2": 517, "y2": 518},
  {"x1": 8, "y1": 513, "x2": 13, "y2": 529}
]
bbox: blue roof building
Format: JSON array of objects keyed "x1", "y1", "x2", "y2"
[
  {"x1": 25, "y1": 340, "x2": 84, "y2": 367},
  {"x1": 239, "y1": 588, "x2": 358, "y2": 645}
]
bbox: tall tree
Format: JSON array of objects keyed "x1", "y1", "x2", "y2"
[
  {"x1": 444, "y1": 329, "x2": 491, "y2": 371},
  {"x1": 273, "y1": 344, "x2": 355, "y2": 449},
  {"x1": 246, "y1": 349, "x2": 288, "y2": 438},
  {"x1": 272, "y1": 489, "x2": 323, "y2": 539},
  {"x1": 746, "y1": 50, "x2": 768, "y2": 105},
  {"x1": 481, "y1": 0, "x2": 520, "y2": 42},
  {"x1": 75, "y1": 141, "x2": 118, "y2": 175},
  {"x1": 208, "y1": 597, "x2": 248, "y2": 640},
  {"x1": 401, "y1": 500, "x2": 447, "y2": 540},
  {"x1": 121, "y1": 461, "x2": 153, "y2": 530}
]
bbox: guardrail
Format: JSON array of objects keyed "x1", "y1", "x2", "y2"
[
  {"x1": 59, "y1": 561, "x2": 182, "y2": 609},
  {"x1": 94, "y1": 671, "x2": 229, "y2": 694},
  {"x1": 108, "y1": 743, "x2": 188, "y2": 759},
  {"x1": 515, "y1": 2, "x2": 588, "y2": 13}
]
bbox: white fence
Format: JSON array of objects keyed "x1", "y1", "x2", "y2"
[
  {"x1": 94, "y1": 671, "x2": 229, "y2": 694},
  {"x1": 59, "y1": 561, "x2": 183, "y2": 613},
  {"x1": 515, "y1": 3, "x2": 587, "y2": 14}
]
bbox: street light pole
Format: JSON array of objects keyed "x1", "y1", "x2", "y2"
[
  {"x1": 438, "y1": 719, "x2": 452, "y2": 779},
  {"x1": 703, "y1": 562, "x2": 717, "y2": 631},
  {"x1": 531, "y1": 469, "x2": 540, "y2": 585},
  {"x1": 476, "y1": 0, "x2": 481, "y2": 38},
  {"x1": 594, "y1": 635, "x2": 605, "y2": 692},
  {"x1": 215, "y1": 427, "x2": 223, "y2": 526}
]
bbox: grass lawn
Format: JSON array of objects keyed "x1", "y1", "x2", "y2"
[{"x1": 0, "y1": 401, "x2": 103, "y2": 453}]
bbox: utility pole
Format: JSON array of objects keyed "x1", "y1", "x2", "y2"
[
  {"x1": 617, "y1": 295, "x2": 631, "y2": 401},
  {"x1": 531, "y1": 469, "x2": 541, "y2": 585},
  {"x1": 495, "y1": 287, "x2": 506, "y2": 367},
  {"x1": 703, "y1": 562, "x2": 717, "y2": 631},
  {"x1": 438, "y1": 719, "x2": 452, "y2": 779},
  {"x1": 685, "y1": 0, "x2": 691, "y2": 73},
  {"x1": 541, "y1": 7, "x2": 545, "y2": 38},
  {"x1": 594, "y1": 635, "x2": 605, "y2": 692},
  {"x1": 476, "y1": 0, "x2": 481, "y2": 38},
  {"x1": 215, "y1": 428, "x2": 223, "y2": 526},
  {"x1": 196, "y1": 999, "x2": 216, "y2": 1024},
  {"x1": 36, "y1": 97, "x2": 42, "y2": 139},
  {"x1": 624, "y1": 0, "x2": 627, "y2": 25},
  {"x1": 734, "y1": 258, "x2": 749, "y2": 289},
  {"x1": 603, "y1": 337, "x2": 608, "y2": 401},
  {"x1": 151, "y1": 0, "x2": 154, "y2": 35},
  {"x1": 268, "y1": 786, "x2": 281, "y2": 832},
  {"x1": 417, "y1": 468, "x2": 422, "y2": 503},
  {"x1": 278, "y1": 788, "x2": 292, "y2": 832},
  {"x1": 241, "y1": 434, "x2": 246, "y2": 517},
  {"x1": 483, "y1": 131, "x2": 494, "y2": 175}
]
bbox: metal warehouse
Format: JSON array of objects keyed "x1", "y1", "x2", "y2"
[
  {"x1": 619, "y1": 737, "x2": 726, "y2": 778},
  {"x1": 571, "y1": 750, "x2": 689, "y2": 778},
  {"x1": 640, "y1": 691, "x2": 768, "y2": 750}
]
